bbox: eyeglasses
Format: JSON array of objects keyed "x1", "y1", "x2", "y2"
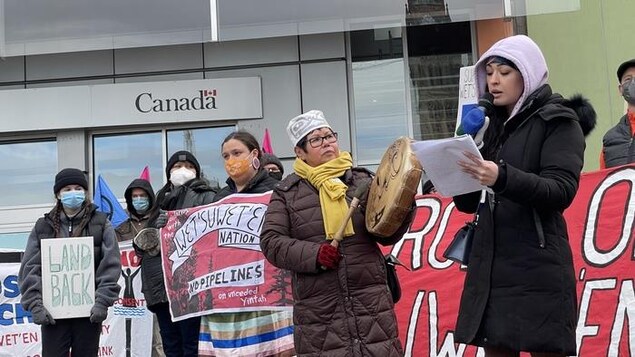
[{"x1": 307, "y1": 132, "x2": 338, "y2": 148}]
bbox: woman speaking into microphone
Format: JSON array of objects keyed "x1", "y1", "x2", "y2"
[
  {"x1": 260, "y1": 110, "x2": 413, "y2": 356},
  {"x1": 452, "y1": 35, "x2": 593, "y2": 357}
]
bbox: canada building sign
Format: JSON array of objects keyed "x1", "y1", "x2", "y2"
[
  {"x1": 93, "y1": 77, "x2": 262, "y2": 125},
  {"x1": 135, "y1": 89, "x2": 218, "y2": 113},
  {"x1": 1, "y1": 77, "x2": 262, "y2": 132}
]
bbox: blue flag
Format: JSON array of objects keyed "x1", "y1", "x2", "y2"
[{"x1": 94, "y1": 175, "x2": 128, "y2": 228}]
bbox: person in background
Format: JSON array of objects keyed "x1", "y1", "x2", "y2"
[
  {"x1": 600, "y1": 58, "x2": 635, "y2": 168},
  {"x1": 115, "y1": 178, "x2": 165, "y2": 357},
  {"x1": 452, "y1": 35, "x2": 592, "y2": 357},
  {"x1": 260, "y1": 110, "x2": 412, "y2": 356},
  {"x1": 199, "y1": 131, "x2": 294, "y2": 357},
  {"x1": 260, "y1": 152, "x2": 285, "y2": 181},
  {"x1": 19, "y1": 168, "x2": 122, "y2": 357},
  {"x1": 135, "y1": 150, "x2": 217, "y2": 357},
  {"x1": 115, "y1": 178, "x2": 159, "y2": 242},
  {"x1": 214, "y1": 132, "x2": 280, "y2": 199}
]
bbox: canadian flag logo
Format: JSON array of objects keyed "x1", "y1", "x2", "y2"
[{"x1": 203, "y1": 89, "x2": 217, "y2": 97}]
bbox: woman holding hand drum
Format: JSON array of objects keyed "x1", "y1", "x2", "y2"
[{"x1": 260, "y1": 110, "x2": 413, "y2": 356}]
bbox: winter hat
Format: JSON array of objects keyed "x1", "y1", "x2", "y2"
[
  {"x1": 486, "y1": 56, "x2": 518, "y2": 71},
  {"x1": 260, "y1": 153, "x2": 284, "y2": 175},
  {"x1": 617, "y1": 59, "x2": 635, "y2": 82},
  {"x1": 287, "y1": 110, "x2": 332, "y2": 146},
  {"x1": 166, "y1": 150, "x2": 201, "y2": 178},
  {"x1": 54, "y1": 168, "x2": 88, "y2": 194}
]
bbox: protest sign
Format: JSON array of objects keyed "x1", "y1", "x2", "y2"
[
  {"x1": 388, "y1": 164, "x2": 635, "y2": 356},
  {"x1": 455, "y1": 65, "x2": 477, "y2": 133},
  {"x1": 1, "y1": 242, "x2": 153, "y2": 357},
  {"x1": 41, "y1": 236, "x2": 94, "y2": 319},
  {"x1": 159, "y1": 192, "x2": 293, "y2": 321}
]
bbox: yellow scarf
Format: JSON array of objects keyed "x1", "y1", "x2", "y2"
[{"x1": 294, "y1": 152, "x2": 354, "y2": 240}]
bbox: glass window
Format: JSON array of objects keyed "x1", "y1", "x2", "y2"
[
  {"x1": 93, "y1": 126, "x2": 236, "y2": 197},
  {"x1": 407, "y1": 22, "x2": 474, "y2": 140},
  {"x1": 0, "y1": 140, "x2": 57, "y2": 206},
  {"x1": 167, "y1": 126, "x2": 236, "y2": 188},
  {"x1": 351, "y1": 28, "x2": 410, "y2": 167},
  {"x1": 352, "y1": 59, "x2": 410, "y2": 164},
  {"x1": 93, "y1": 132, "x2": 163, "y2": 197}
]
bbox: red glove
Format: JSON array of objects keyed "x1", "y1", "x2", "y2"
[{"x1": 317, "y1": 243, "x2": 341, "y2": 270}]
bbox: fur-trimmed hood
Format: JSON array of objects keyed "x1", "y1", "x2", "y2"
[{"x1": 562, "y1": 94, "x2": 597, "y2": 137}]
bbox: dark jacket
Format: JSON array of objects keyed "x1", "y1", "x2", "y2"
[
  {"x1": 115, "y1": 179, "x2": 158, "y2": 242},
  {"x1": 453, "y1": 85, "x2": 585, "y2": 355},
  {"x1": 155, "y1": 178, "x2": 217, "y2": 211},
  {"x1": 19, "y1": 204, "x2": 122, "y2": 314},
  {"x1": 602, "y1": 113, "x2": 635, "y2": 168},
  {"x1": 140, "y1": 178, "x2": 217, "y2": 308},
  {"x1": 214, "y1": 169, "x2": 279, "y2": 201},
  {"x1": 260, "y1": 168, "x2": 412, "y2": 357}
]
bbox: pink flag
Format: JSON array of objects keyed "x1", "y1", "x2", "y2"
[
  {"x1": 139, "y1": 166, "x2": 151, "y2": 181},
  {"x1": 262, "y1": 128, "x2": 274, "y2": 154}
]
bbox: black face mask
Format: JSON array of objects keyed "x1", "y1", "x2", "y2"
[
  {"x1": 269, "y1": 171, "x2": 283, "y2": 181},
  {"x1": 622, "y1": 79, "x2": 635, "y2": 105}
]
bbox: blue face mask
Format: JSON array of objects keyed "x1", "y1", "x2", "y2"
[
  {"x1": 132, "y1": 197, "x2": 150, "y2": 212},
  {"x1": 60, "y1": 191, "x2": 85, "y2": 210}
]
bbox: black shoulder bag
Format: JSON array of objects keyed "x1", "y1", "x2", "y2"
[{"x1": 443, "y1": 192, "x2": 485, "y2": 266}]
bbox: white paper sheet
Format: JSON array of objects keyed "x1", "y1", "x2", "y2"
[{"x1": 411, "y1": 135, "x2": 486, "y2": 197}]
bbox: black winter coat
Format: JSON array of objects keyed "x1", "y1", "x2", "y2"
[
  {"x1": 453, "y1": 85, "x2": 585, "y2": 355},
  {"x1": 602, "y1": 113, "x2": 635, "y2": 167},
  {"x1": 140, "y1": 178, "x2": 217, "y2": 308}
]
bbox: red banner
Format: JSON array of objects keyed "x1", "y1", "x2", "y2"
[
  {"x1": 387, "y1": 164, "x2": 635, "y2": 356},
  {"x1": 160, "y1": 193, "x2": 293, "y2": 321}
]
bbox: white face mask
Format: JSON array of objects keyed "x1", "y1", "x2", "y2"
[{"x1": 170, "y1": 167, "x2": 196, "y2": 186}]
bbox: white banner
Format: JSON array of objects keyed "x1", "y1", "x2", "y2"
[
  {"x1": 0, "y1": 263, "x2": 41, "y2": 357},
  {"x1": 0, "y1": 241, "x2": 152, "y2": 357}
]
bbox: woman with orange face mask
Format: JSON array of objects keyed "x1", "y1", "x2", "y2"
[
  {"x1": 198, "y1": 130, "x2": 295, "y2": 357},
  {"x1": 213, "y1": 131, "x2": 280, "y2": 200}
]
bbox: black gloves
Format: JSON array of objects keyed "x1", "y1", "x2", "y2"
[
  {"x1": 31, "y1": 305, "x2": 55, "y2": 325},
  {"x1": 154, "y1": 210, "x2": 168, "y2": 228},
  {"x1": 89, "y1": 304, "x2": 108, "y2": 324}
]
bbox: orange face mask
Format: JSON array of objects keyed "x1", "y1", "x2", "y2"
[{"x1": 225, "y1": 155, "x2": 252, "y2": 178}]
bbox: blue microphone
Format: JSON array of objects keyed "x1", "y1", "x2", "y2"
[{"x1": 456, "y1": 93, "x2": 495, "y2": 136}]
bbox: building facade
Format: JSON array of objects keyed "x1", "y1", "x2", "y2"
[{"x1": 0, "y1": 1, "x2": 590, "y2": 248}]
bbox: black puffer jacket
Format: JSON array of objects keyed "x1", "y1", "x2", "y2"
[
  {"x1": 602, "y1": 113, "x2": 635, "y2": 167},
  {"x1": 139, "y1": 178, "x2": 217, "y2": 308},
  {"x1": 261, "y1": 168, "x2": 412, "y2": 357},
  {"x1": 156, "y1": 178, "x2": 217, "y2": 210},
  {"x1": 453, "y1": 85, "x2": 587, "y2": 355}
]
